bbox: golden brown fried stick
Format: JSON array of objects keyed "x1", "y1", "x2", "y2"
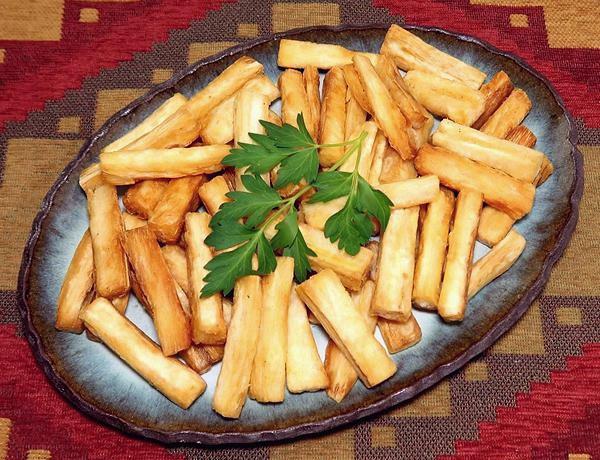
[
  {"x1": 286, "y1": 287, "x2": 329, "y2": 393},
  {"x1": 213, "y1": 274, "x2": 262, "y2": 418},
  {"x1": 319, "y1": 67, "x2": 347, "y2": 166},
  {"x1": 184, "y1": 212, "x2": 227, "y2": 345},
  {"x1": 249, "y1": 257, "x2": 294, "y2": 403},
  {"x1": 148, "y1": 175, "x2": 205, "y2": 244},
  {"x1": 404, "y1": 70, "x2": 485, "y2": 126},
  {"x1": 372, "y1": 207, "x2": 419, "y2": 322},
  {"x1": 353, "y1": 55, "x2": 413, "y2": 159},
  {"x1": 123, "y1": 226, "x2": 191, "y2": 355},
  {"x1": 414, "y1": 144, "x2": 535, "y2": 220},
  {"x1": 412, "y1": 188, "x2": 455, "y2": 310},
  {"x1": 438, "y1": 189, "x2": 483, "y2": 322},
  {"x1": 83, "y1": 182, "x2": 129, "y2": 299},
  {"x1": 381, "y1": 25, "x2": 486, "y2": 89},
  {"x1": 297, "y1": 270, "x2": 396, "y2": 388},
  {"x1": 80, "y1": 297, "x2": 205, "y2": 409},
  {"x1": 56, "y1": 230, "x2": 95, "y2": 333},
  {"x1": 99, "y1": 145, "x2": 229, "y2": 184}
]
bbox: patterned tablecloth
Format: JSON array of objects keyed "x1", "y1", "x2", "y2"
[{"x1": 1, "y1": 1, "x2": 599, "y2": 458}]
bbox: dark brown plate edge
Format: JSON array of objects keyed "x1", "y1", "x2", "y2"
[{"x1": 16, "y1": 23, "x2": 583, "y2": 446}]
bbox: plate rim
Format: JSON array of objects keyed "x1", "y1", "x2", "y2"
[{"x1": 16, "y1": 22, "x2": 583, "y2": 445}]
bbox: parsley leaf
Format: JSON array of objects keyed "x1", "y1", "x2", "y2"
[
  {"x1": 270, "y1": 207, "x2": 299, "y2": 250},
  {"x1": 211, "y1": 175, "x2": 284, "y2": 228},
  {"x1": 312, "y1": 171, "x2": 393, "y2": 254},
  {"x1": 220, "y1": 114, "x2": 319, "y2": 191},
  {"x1": 308, "y1": 171, "x2": 353, "y2": 203},
  {"x1": 224, "y1": 139, "x2": 286, "y2": 174},
  {"x1": 283, "y1": 231, "x2": 316, "y2": 282},
  {"x1": 356, "y1": 177, "x2": 393, "y2": 233},
  {"x1": 204, "y1": 219, "x2": 256, "y2": 250},
  {"x1": 324, "y1": 196, "x2": 373, "y2": 255},
  {"x1": 201, "y1": 233, "x2": 260, "y2": 297}
]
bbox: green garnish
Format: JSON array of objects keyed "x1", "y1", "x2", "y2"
[{"x1": 201, "y1": 114, "x2": 392, "y2": 297}]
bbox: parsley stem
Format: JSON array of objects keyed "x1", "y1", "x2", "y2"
[{"x1": 328, "y1": 131, "x2": 368, "y2": 172}]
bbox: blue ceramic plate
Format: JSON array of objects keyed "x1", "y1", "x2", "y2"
[{"x1": 18, "y1": 24, "x2": 582, "y2": 445}]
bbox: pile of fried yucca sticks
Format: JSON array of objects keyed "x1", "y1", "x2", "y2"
[{"x1": 56, "y1": 25, "x2": 552, "y2": 417}]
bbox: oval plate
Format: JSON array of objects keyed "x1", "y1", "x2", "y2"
[{"x1": 18, "y1": 24, "x2": 582, "y2": 445}]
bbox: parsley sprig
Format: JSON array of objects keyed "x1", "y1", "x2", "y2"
[{"x1": 201, "y1": 114, "x2": 392, "y2": 297}]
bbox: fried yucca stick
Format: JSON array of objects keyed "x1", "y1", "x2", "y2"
[
  {"x1": 325, "y1": 280, "x2": 377, "y2": 402},
  {"x1": 412, "y1": 188, "x2": 455, "y2": 310},
  {"x1": 378, "y1": 313, "x2": 422, "y2": 354},
  {"x1": 199, "y1": 93, "x2": 235, "y2": 145},
  {"x1": 122, "y1": 212, "x2": 147, "y2": 230},
  {"x1": 379, "y1": 146, "x2": 417, "y2": 183},
  {"x1": 122, "y1": 179, "x2": 169, "y2": 219},
  {"x1": 477, "y1": 206, "x2": 515, "y2": 247},
  {"x1": 301, "y1": 197, "x2": 345, "y2": 232},
  {"x1": 197, "y1": 175, "x2": 231, "y2": 215},
  {"x1": 303, "y1": 66, "x2": 321, "y2": 136},
  {"x1": 404, "y1": 70, "x2": 485, "y2": 126},
  {"x1": 180, "y1": 345, "x2": 221, "y2": 375},
  {"x1": 506, "y1": 126, "x2": 553, "y2": 186},
  {"x1": 408, "y1": 113, "x2": 434, "y2": 151},
  {"x1": 185, "y1": 212, "x2": 227, "y2": 345},
  {"x1": 481, "y1": 89, "x2": 532, "y2": 139},
  {"x1": 111, "y1": 293, "x2": 129, "y2": 314},
  {"x1": 84, "y1": 182, "x2": 130, "y2": 298},
  {"x1": 278, "y1": 39, "x2": 379, "y2": 69},
  {"x1": 340, "y1": 121, "x2": 378, "y2": 177},
  {"x1": 353, "y1": 55, "x2": 413, "y2": 159},
  {"x1": 103, "y1": 94, "x2": 188, "y2": 153},
  {"x1": 297, "y1": 270, "x2": 396, "y2": 387},
  {"x1": 287, "y1": 287, "x2": 329, "y2": 393},
  {"x1": 161, "y1": 245, "x2": 189, "y2": 297},
  {"x1": 415, "y1": 144, "x2": 535, "y2": 219},
  {"x1": 432, "y1": 119, "x2": 545, "y2": 182},
  {"x1": 249, "y1": 257, "x2": 294, "y2": 403},
  {"x1": 342, "y1": 64, "x2": 372, "y2": 114},
  {"x1": 468, "y1": 229, "x2": 526, "y2": 299},
  {"x1": 179, "y1": 299, "x2": 233, "y2": 374},
  {"x1": 56, "y1": 230, "x2": 94, "y2": 333},
  {"x1": 438, "y1": 189, "x2": 483, "y2": 322},
  {"x1": 366, "y1": 240, "x2": 380, "y2": 281},
  {"x1": 99, "y1": 145, "x2": 229, "y2": 184},
  {"x1": 148, "y1": 175, "x2": 205, "y2": 244},
  {"x1": 279, "y1": 69, "x2": 317, "y2": 138},
  {"x1": 80, "y1": 298, "x2": 205, "y2": 408},
  {"x1": 126, "y1": 57, "x2": 263, "y2": 150},
  {"x1": 374, "y1": 54, "x2": 429, "y2": 129},
  {"x1": 213, "y1": 274, "x2": 262, "y2": 418},
  {"x1": 372, "y1": 207, "x2": 419, "y2": 322},
  {"x1": 381, "y1": 25, "x2": 486, "y2": 89},
  {"x1": 299, "y1": 223, "x2": 374, "y2": 291},
  {"x1": 367, "y1": 132, "x2": 388, "y2": 187},
  {"x1": 376, "y1": 175, "x2": 440, "y2": 209},
  {"x1": 123, "y1": 226, "x2": 191, "y2": 355},
  {"x1": 319, "y1": 67, "x2": 347, "y2": 166},
  {"x1": 199, "y1": 75, "x2": 281, "y2": 145},
  {"x1": 476, "y1": 124, "x2": 540, "y2": 246},
  {"x1": 344, "y1": 88, "x2": 368, "y2": 142},
  {"x1": 233, "y1": 79, "x2": 278, "y2": 189},
  {"x1": 471, "y1": 71, "x2": 514, "y2": 129},
  {"x1": 506, "y1": 125, "x2": 537, "y2": 148},
  {"x1": 80, "y1": 162, "x2": 133, "y2": 188}
]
